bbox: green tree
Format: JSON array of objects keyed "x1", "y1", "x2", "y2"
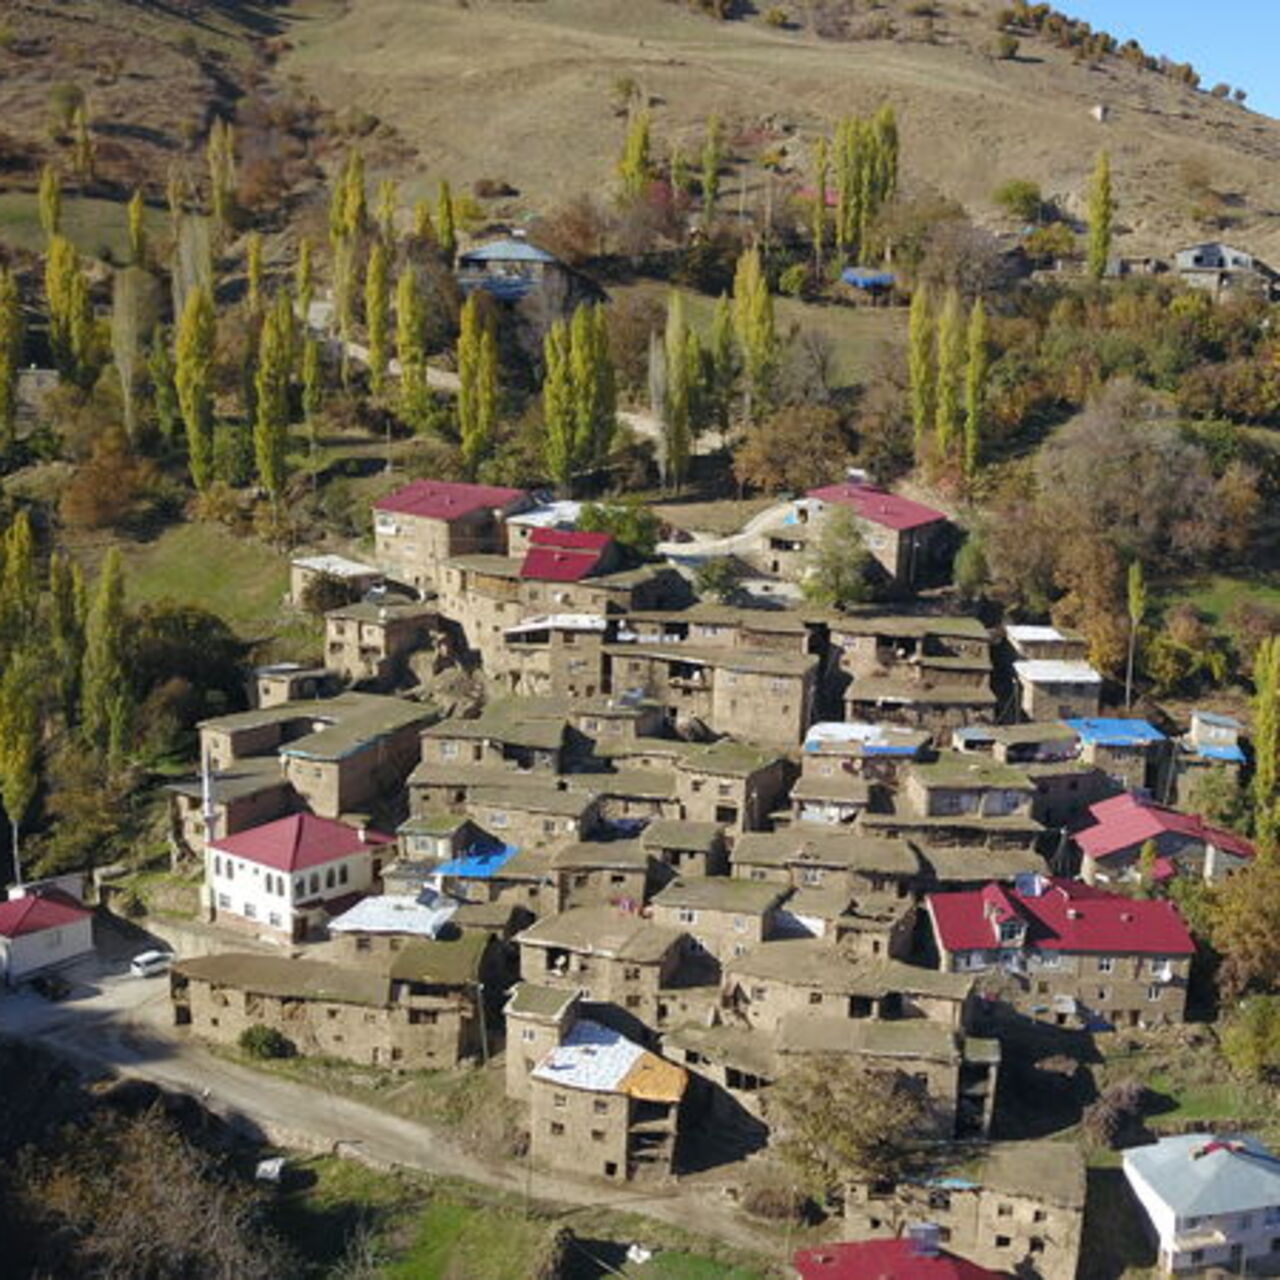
[
  {"x1": 660, "y1": 291, "x2": 693, "y2": 490},
  {"x1": 907, "y1": 284, "x2": 934, "y2": 458},
  {"x1": 801, "y1": 506, "x2": 872, "y2": 609},
  {"x1": 0, "y1": 266, "x2": 22, "y2": 450},
  {"x1": 1254, "y1": 636, "x2": 1280, "y2": 827},
  {"x1": 253, "y1": 294, "x2": 292, "y2": 502},
  {"x1": 933, "y1": 288, "x2": 963, "y2": 455},
  {"x1": 45, "y1": 235, "x2": 102, "y2": 390},
  {"x1": 542, "y1": 319, "x2": 575, "y2": 493},
  {"x1": 147, "y1": 327, "x2": 180, "y2": 443},
  {"x1": 395, "y1": 267, "x2": 434, "y2": 432},
  {"x1": 174, "y1": 285, "x2": 216, "y2": 491},
  {"x1": 437, "y1": 179, "x2": 457, "y2": 265},
  {"x1": 1086, "y1": 149, "x2": 1114, "y2": 281},
  {"x1": 617, "y1": 110, "x2": 653, "y2": 201},
  {"x1": 732, "y1": 247, "x2": 776, "y2": 425},
  {"x1": 38, "y1": 165, "x2": 61, "y2": 241},
  {"x1": 1137, "y1": 838, "x2": 1158, "y2": 897},
  {"x1": 364, "y1": 238, "x2": 390, "y2": 397},
  {"x1": 708, "y1": 292, "x2": 737, "y2": 435},
  {"x1": 245, "y1": 231, "x2": 263, "y2": 315},
  {"x1": 570, "y1": 304, "x2": 616, "y2": 471},
  {"x1": 71, "y1": 104, "x2": 94, "y2": 183},
  {"x1": 953, "y1": 534, "x2": 989, "y2": 603},
  {"x1": 0, "y1": 650, "x2": 39, "y2": 887},
  {"x1": 80, "y1": 547, "x2": 130, "y2": 762},
  {"x1": 295, "y1": 236, "x2": 314, "y2": 323},
  {"x1": 48, "y1": 551, "x2": 87, "y2": 726},
  {"x1": 963, "y1": 296, "x2": 988, "y2": 481},
  {"x1": 111, "y1": 265, "x2": 161, "y2": 443},
  {"x1": 456, "y1": 294, "x2": 496, "y2": 478},
  {"x1": 127, "y1": 188, "x2": 146, "y2": 264},
  {"x1": 1125, "y1": 560, "x2": 1147, "y2": 711},
  {"x1": 1221, "y1": 996, "x2": 1280, "y2": 1081},
  {"x1": 1, "y1": 510, "x2": 39, "y2": 657},
  {"x1": 205, "y1": 117, "x2": 236, "y2": 230},
  {"x1": 413, "y1": 198, "x2": 436, "y2": 245},
  {"x1": 693, "y1": 557, "x2": 745, "y2": 604},
  {"x1": 1212, "y1": 858, "x2": 1280, "y2": 1000},
  {"x1": 579, "y1": 501, "x2": 660, "y2": 560},
  {"x1": 810, "y1": 136, "x2": 829, "y2": 275},
  {"x1": 301, "y1": 336, "x2": 323, "y2": 487},
  {"x1": 993, "y1": 178, "x2": 1043, "y2": 222},
  {"x1": 375, "y1": 177, "x2": 397, "y2": 243},
  {"x1": 701, "y1": 115, "x2": 723, "y2": 222}
]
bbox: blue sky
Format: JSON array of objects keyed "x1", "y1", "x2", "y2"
[{"x1": 1063, "y1": 1, "x2": 1279, "y2": 119}]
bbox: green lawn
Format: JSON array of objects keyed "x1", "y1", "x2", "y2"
[
  {"x1": 1166, "y1": 573, "x2": 1280, "y2": 628},
  {"x1": 620, "y1": 1253, "x2": 770, "y2": 1280},
  {"x1": 0, "y1": 191, "x2": 169, "y2": 259},
  {"x1": 387, "y1": 1198, "x2": 559, "y2": 1279}
]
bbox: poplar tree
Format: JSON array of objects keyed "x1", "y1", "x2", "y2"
[
  {"x1": 80, "y1": 547, "x2": 130, "y2": 762},
  {"x1": 332, "y1": 237, "x2": 357, "y2": 385},
  {"x1": 660, "y1": 292, "x2": 692, "y2": 490},
  {"x1": 148, "y1": 328, "x2": 180, "y2": 442},
  {"x1": 906, "y1": 291, "x2": 935, "y2": 442},
  {"x1": 413, "y1": 199, "x2": 436, "y2": 246},
  {"x1": 811, "y1": 136, "x2": 829, "y2": 275},
  {"x1": 1125, "y1": 560, "x2": 1146, "y2": 711},
  {"x1": 1, "y1": 510, "x2": 39, "y2": 657},
  {"x1": 375, "y1": 177, "x2": 398, "y2": 243},
  {"x1": 246, "y1": 231, "x2": 264, "y2": 315},
  {"x1": 963, "y1": 296, "x2": 988, "y2": 481},
  {"x1": 701, "y1": 115, "x2": 723, "y2": 222},
  {"x1": 709, "y1": 292, "x2": 736, "y2": 436},
  {"x1": 48, "y1": 551, "x2": 87, "y2": 726},
  {"x1": 365, "y1": 239, "x2": 390, "y2": 396},
  {"x1": 457, "y1": 295, "x2": 496, "y2": 477},
  {"x1": 731, "y1": 247, "x2": 776, "y2": 424},
  {"x1": 295, "y1": 237, "x2": 314, "y2": 324},
  {"x1": 1253, "y1": 636, "x2": 1280, "y2": 824},
  {"x1": 542, "y1": 320, "x2": 575, "y2": 493},
  {"x1": 933, "y1": 288, "x2": 964, "y2": 454},
  {"x1": 38, "y1": 165, "x2": 61, "y2": 241},
  {"x1": 871, "y1": 104, "x2": 899, "y2": 205},
  {"x1": 254, "y1": 293, "x2": 292, "y2": 501},
  {"x1": 0, "y1": 652, "x2": 39, "y2": 888},
  {"x1": 617, "y1": 110, "x2": 653, "y2": 201},
  {"x1": 71, "y1": 104, "x2": 95, "y2": 183},
  {"x1": 205, "y1": 117, "x2": 236, "y2": 230},
  {"x1": 175, "y1": 285, "x2": 216, "y2": 491},
  {"x1": 1087, "y1": 149, "x2": 1114, "y2": 281},
  {"x1": 127, "y1": 188, "x2": 147, "y2": 265},
  {"x1": 670, "y1": 142, "x2": 688, "y2": 202},
  {"x1": 395, "y1": 267, "x2": 432, "y2": 431},
  {"x1": 111, "y1": 266, "x2": 160, "y2": 443},
  {"x1": 46, "y1": 235, "x2": 101, "y2": 390},
  {"x1": 437, "y1": 180, "x2": 457, "y2": 265},
  {"x1": 570, "y1": 304, "x2": 615, "y2": 470},
  {"x1": 301, "y1": 335, "x2": 323, "y2": 486},
  {"x1": 0, "y1": 267, "x2": 22, "y2": 450}
]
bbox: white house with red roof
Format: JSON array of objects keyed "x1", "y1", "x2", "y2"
[
  {"x1": 926, "y1": 875, "x2": 1194, "y2": 1029},
  {"x1": 0, "y1": 889, "x2": 94, "y2": 984},
  {"x1": 372, "y1": 479, "x2": 531, "y2": 594},
  {"x1": 793, "y1": 1233, "x2": 1008, "y2": 1280},
  {"x1": 206, "y1": 813, "x2": 394, "y2": 943},
  {"x1": 518, "y1": 528, "x2": 617, "y2": 583},
  {"x1": 799, "y1": 478, "x2": 951, "y2": 587},
  {"x1": 1075, "y1": 792, "x2": 1254, "y2": 887}
]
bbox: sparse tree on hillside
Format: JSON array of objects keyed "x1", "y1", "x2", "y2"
[
  {"x1": 0, "y1": 267, "x2": 22, "y2": 450},
  {"x1": 701, "y1": 115, "x2": 723, "y2": 222},
  {"x1": 254, "y1": 294, "x2": 292, "y2": 503},
  {"x1": 617, "y1": 109, "x2": 654, "y2": 201},
  {"x1": 570, "y1": 304, "x2": 616, "y2": 471},
  {"x1": 71, "y1": 104, "x2": 95, "y2": 184},
  {"x1": 38, "y1": 165, "x2": 61, "y2": 241},
  {"x1": 908, "y1": 283, "x2": 934, "y2": 457},
  {"x1": 395, "y1": 267, "x2": 429, "y2": 430},
  {"x1": 933, "y1": 287, "x2": 964, "y2": 456},
  {"x1": 660, "y1": 292, "x2": 693, "y2": 491},
  {"x1": 0, "y1": 650, "x2": 39, "y2": 888},
  {"x1": 963, "y1": 296, "x2": 988, "y2": 481},
  {"x1": 174, "y1": 284, "x2": 216, "y2": 491},
  {"x1": 412, "y1": 198, "x2": 436, "y2": 246},
  {"x1": 365, "y1": 239, "x2": 390, "y2": 397},
  {"x1": 437, "y1": 180, "x2": 457, "y2": 265},
  {"x1": 147, "y1": 328, "x2": 180, "y2": 443},
  {"x1": 45, "y1": 235, "x2": 102, "y2": 391},
  {"x1": 1087, "y1": 149, "x2": 1114, "y2": 280},
  {"x1": 376, "y1": 177, "x2": 397, "y2": 243},
  {"x1": 457, "y1": 294, "x2": 496, "y2": 478},
  {"x1": 301, "y1": 335, "x2": 323, "y2": 485},
  {"x1": 48, "y1": 551, "x2": 87, "y2": 727},
  {"x1": 1253, "y1": 636, "x2": 1280, "y2": 837},
  {"x1": 732, "y1": 246, "x2": 776, "y2": 425},
  {"x1": 127, "y1": 188, "x2": 146, "y2": 265},
  {"x1": 80, "y1": 547, "x2": 131, "y2": 764},
  {"x1": 1, "y1": 511, "x2": 39, "y2": 659},
  {"x1": 708, "y1": 293, "x2": 736, "y2": 435},
  {"x1": 205, "y1": 117, "x2": 237, "y2": 230}
]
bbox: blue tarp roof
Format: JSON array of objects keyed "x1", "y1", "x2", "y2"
[
  {"x1": 1063, "y1": 717, "x2": 1165, "y2": 746},
  {"x1": 841, "y1": 267, "x2": 895, "y2": 289},
  {"x1": 1195, "y1": 711, "x2": 1241, "y2": 729},
  {"x1": 1190, "y1": 743, "x2": 1247, "y2": 763},
  {"x1": 433, "y1": 842, "x2": 519, "y2": 879}
]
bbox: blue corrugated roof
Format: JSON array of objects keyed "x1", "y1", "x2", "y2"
[
  {"x1": 1063, "y1": 717, "x2": 1165, "y2": 747},
  {"x1": 841, "y1": 267, "x2": 895, "y2": 289},
  {"x1": 434, "y1": 842, "x2": 519, "y2": 879},
  {"x1": 1194, "y1": 711, "x2": 1241, "y2": 729},
  {"x1": 1190, "y1": 743, "x2": 1246, "y2": 763},
  {"x1": 459, "y1": 238, "x2": 557, "y2": 265}
]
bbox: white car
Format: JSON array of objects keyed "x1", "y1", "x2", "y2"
[{"x1": 129, "y1": 949, "x2": 174, "y2": 978}]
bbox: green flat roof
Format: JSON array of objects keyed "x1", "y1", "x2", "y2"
[
  {"x1": 175, "y1": 953, "x2": 389, "y2": 1007},
  {"x1": 651, "y1": 876, "x2": 789, "y2": 914},
  {"x1": 682, "y1": 739, "x2": 786, "y2": 777},
  {"x1": 389, "y1": 933, "x2": 490, "y2": 985},
  {"x1": 506, "y1": 981, "x2": 578, "y2": 1020},
  {"x1": 910, "y1": 752, "x2": 1033, "y2": 789}
]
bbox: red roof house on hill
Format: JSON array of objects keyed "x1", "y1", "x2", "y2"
[
  {"x1": 519, "y1": 528, "x2": 616, "y2": 582},
  {"x1": 208, "y1": 814, "x2": 393, "y2": 943},
  {"x1": 793, "y1": 1238, "x2": 1007, "y2": 1280},
  {"x1": 1075, "y1": 792, "x2": 1254, "y2": 886},
  {"x1": 0, "y1": 890, "x2": 94, "y2": 984},
  {"x1": 802, "y1": 480, "x2": 950, "y2": 587},
  {"x1": 372, "y1": 479, "x2": 531, "y2": 594},
  {"x1": 926, "y1": 876, "x2": 1194, "y2": 1028}
]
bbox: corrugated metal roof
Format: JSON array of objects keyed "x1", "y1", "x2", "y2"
[
  {"x1": 458, "y1": 237, "x2": 558, "y2": 265},
  {"x1": 1063, "y1": 717, "x2": 1164, "y2": 746},
  {"x1": 1014, "y1": 659, "x2": 1102, "y2": 685},
  {"x1": 531, "y1": 1018, "x2": 685, "y2": 1101},
  {"x1": 328, "y1": 890, "x2": 458, "y2": 938},
  {"x1": 1124, "y1": 1133, "x2": 1280, "y2": 1217},
  {"x1": 806, "y1": 481, "x2": 947, "y2": 532}
]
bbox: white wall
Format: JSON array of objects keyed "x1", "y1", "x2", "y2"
[
  {"x1": 0, "y1": 916, "x2": 94, "y2": 983},
  {"x1": 206, "y1": 848, "x2": 373, "y2": 933}
]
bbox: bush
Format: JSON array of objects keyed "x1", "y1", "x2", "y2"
[
  {"x1": 993, "y1": 178, "x2": 1043, "y2": 221},
  {"x1": 996, "y1": 32, "x2": 1020, "y2": 59},
  {"x1": 239, "y1": 1025, "x2": 295, "y2": 1060},
  {"x1": 740, "y1": 1176, "x2": 807, "y2": 1222},
  {"x1": 299, "y1": 571, "x2": 360, "y2": 616},
  {"x1": 764, "y1": 6, "x2": 789, "y2": 27},
  {"x1": 693, "y1": 557, "x2": 746, "y2": 604},
  {"x1": 1221, "y1": 996, "x2": 1280, "y2": 1081},
  {"x1": 778, "y1": 262, "x2": 813, "y2": 299}
]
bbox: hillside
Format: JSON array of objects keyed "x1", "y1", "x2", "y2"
[{"x1": 278, "y1": 0, "x2": 1280, "y2": 258}]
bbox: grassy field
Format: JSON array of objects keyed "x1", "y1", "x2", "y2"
[
  {"x1": 0, "y1": 192, "x2": 168, "y2": 259},
  {"x1": 1167, "y1": 573, "x2": 1280, "y2": 628}
]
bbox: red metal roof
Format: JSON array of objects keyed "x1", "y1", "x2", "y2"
[
  {"x1": 1076, "y1": 793, "x2": 1255, "y2": 863},
  {"x1": 0, "y1": 890, "x2": 91, "y2": 938},
  {"x1": 374, "y1": 479, "x2": 526, "y2": 522},
  {"x1": 927, "y1": 877, "x2": 1194, "y2": 957},
  {"x1": 211, "y1": 814, "x2": 394, "y2": 873},
  {"x1": 807, "y1": 482, "x2": 947, "y2": 532},
  {"x1": 529, "y1": 528, "x2": 612, "y2": 551},
  {"x1": 794, "y1": 1239, "x2": 1007, "y2": 1280},
  {"x1": 520, "y1": 529, "x2": 613, "y2": 582}
]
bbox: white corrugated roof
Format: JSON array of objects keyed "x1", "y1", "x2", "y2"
[
  {"x1": 1125, "y1": 1134, "x2": 1280, "y2": 1217},
  {"x1": 505, "y1": 613, "x2": 607, "y2": 635},
  {"x1": 1014, "y1": 660, "x2": 1102, "y2": 685},
  {"x1": 328, "y1": 890, "x2": 458, "y2": 938},
  {"x1": 506, "y1": 500, "x2": 583, "y2": 529},
  {"x1": 292, "y1": 554, "x2": 381, "y2": 578},
  {"x1": 530, "y1": 1018, "x2": 645, "y2": 1093},
  {"x1": 1006, "y1": 624, "x2": 1068, "y2": 644}
]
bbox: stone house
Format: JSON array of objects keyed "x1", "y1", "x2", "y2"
[
  {"x1": 372, "y1": 479, "x2": 531, "y2": 595},
  {"x1": 982, "y1": 723, "x2": 1080, "y2": 766},
  {"x1": 323, "y1": 598, "x2": 438, "y2": 686},
  {"x1": 843, "y1": 1140, "x2": 1086, "y2": 1280},
  {"x1": 789, "y1": 771, "x2": 877, "y2": 827},
  {"x1": 1004, "y1": 624, "x2": 1089, "y2": 663},
  {"x1": 1075, "y1": 792, "x2": 1255, "y2": 886},
  {"x1": 618, "y1": 604, "x2": 815, "y2": 657},
  {"x1": 1176, "y1": 710, "x2": 1246, "y2": 809},
  {"x1": 419, "y1": 701, "x2": 569, "y2": 774},
  {"x1": 801, "y1": 721, "x2": 932, "y2": 791},
  {"x1": 504, "y1": 982, "x2": 581, "y2": 1102},
  {"x1": 649, "y1": 877, "x2": 790, "y2": 964},
  {"x1": 571, "y1": 695, "x2": 669, "y2": 747},
  {"x1": 252, "y1": 662, "x2": 342, "y2": 709},
  {"x1": 393, "y1": 813, "x2": 483, "y2": 865},
  {"x1": 289, "y1": 552, "x2": 382, "y2": 606},
  {"x1": 515, "y1": 904, "x2": 690, "y2": 1029},
  {"x1": 730, "y1": 829, "x2": 921, "y2": 904},
  {"x1": 1013, "y1": 660, "x2": 1103, "y2": 721},
  {"x1": 1063, "y1": 717, "x2": 1169, "y2": 794},
  {"x1": 168, "y1": 755, "x2": 295, "y2": 858},
  {"x1": 591, "y1": 768, "x2": 683, "y2": 825},
  {"x1": 926, "y1": 876, "x2": 1195, "y2": 1029},
  {"x1": 551, "y1": 839, "x2": 664, "y2": 911},
  {"x1": 456, "y1": 236, "x2": 606, "y2": 309},
  {"x1": 529, "y1": 1017, "x2": 686, "y2": 1184},
  {"x1": 640, "y1": 820, "x2": 728, "y2": 878},
  {"x1": 171, "y1": 936, "x2": 496, "y2": 1069},
  {"x1": 775, "y1": 883, "x2": 916, "y2": 961},
  {"x1": 205, "y1": 813, "x2": 394, "y2": 943},
  {"x1": 723, "y1": 939, "x2": 975, "y2": 1035},
  {"x1": 499, "y1": 613, "x2": 610, "y2": 699},
  {"x1": 1025, "y1": 760, "x2": 1118, "y2": 829},
  {"x1": 1174, "y1": 241, "x2": 1280, "y2": 301},
  {"x1": 675, "y1": 741, "x2": 794, "y2": 834}
]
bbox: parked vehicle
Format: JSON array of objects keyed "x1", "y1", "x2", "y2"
[{"x1": 129, "y1": 949, "x2": 174, "y2": 978}]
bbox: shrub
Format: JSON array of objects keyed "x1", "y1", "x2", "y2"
[
  {"x1": 764, "y1": 6, "x2": 789, "y2": 27},
  {"x1": 778, "y1": 261, "x2": 812, "y2": 299},
  {"x1": 993, "y1": 178, "x2": 1043, "y2": 221},
  {"x1": 473, "y1": 177, "x2": 518, "y2": 199},
  {"x1": 1221, "y1": 996, "x2": 1280, "y2": 1081},
  {"x1": 239, "y1": 1024, "x2": 295, "y2": 1060},
  {"x1": 996, "y1": 32, "x2": 1020, "y2": 59}
]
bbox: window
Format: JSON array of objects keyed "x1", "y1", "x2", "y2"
[
  {"x1": 268, "y1": 912, "x2": 282, "y2": 928},
  {"x1": 490, "y1": 811, "x2": 508, "y2": 828},
  {"x1": 678, "y1": 908, "x2": 698, "y2": 925},
  {"x1": 1033, "y1": 1209, "x2": 1046, "y2": 1224},
  {"x1": 1097, "y1": 957, "x2": 1114, "y2": 973},
  {"x1": 295, "y1": 878, "x2": 304, "y2": 895},
  {"x1": 310, "y1": 874, "x2": 320, "y2": 894},
  {"x1": 593, "y1": 1099, "x2": 608, "y2": 1114},
  {"x1": 214, "y1": 855, "x2": 222, "y2": 876},
  {"x1": 1147, "y1": 985, "x2": 1162, "y2": 1001},
  {"x1": 355, "y1": 936, "x2": 372, "y2": 952},
  {"x1": 928, "y1": 1190, "x2": 951, "y2": 1211},
  {"x1": 553, "y1": 1093, "x2": 567, "y2": 1109},
  {"x1": 550, "y1": 1122, "x2": 565, "y2": 1136},
  {"x1": 623, "y1": 966, "x2": 640, "y2": 981},
  {"x1": 997, "y1": 1204, "x2": 1012, "y2": 1218},
  {"x1": 326, "y1": 869, "x2": 336, "y2": 889},
  {"x1": 1241, "y1": 1214, "x2": 1253, "y2": 1230},
  {"x1": 226, "y1": 860, "x2": 234, "y2": 881},
  {"x1": 591, "y1": 1129, "x2": 606, "y2": 1143},
  {"x1": 1029, "y1": 1238, "x2": 1045, "y2": 1255},
  {"x1": 339, "y1": 864, "x2": 349, "y2": 885},
  {"x1": 995, "y1": 1236, "x2": 1011, "y2": 1249},
  {"x1": 243, "y1": 901, "x2": 257, "y2": 919},
  {"x1": 808, "y1": 992, "x2": 823, "y2": 1005},
  {"x1": 750, "y1": 986, "x2": 767, "y2": 1001},
  {"x1": 217, "y1": 893, "x2": 231, "y2": 910},
  {"x1": 625, "y1": 995, "x2": 642, "y2": 1009}
]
